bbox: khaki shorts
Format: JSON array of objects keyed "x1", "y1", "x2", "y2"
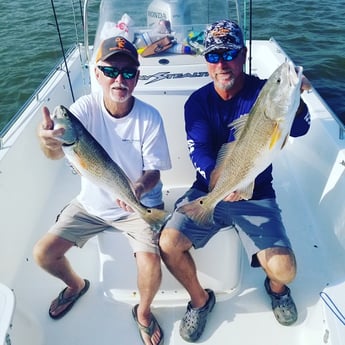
[{"x1": 48, "y1": 199, "x2": 159, "y2": 254}]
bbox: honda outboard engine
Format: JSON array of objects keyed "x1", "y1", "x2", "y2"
[{"x1": 147, "y1": 0, "x2": 191, "y2": 27}]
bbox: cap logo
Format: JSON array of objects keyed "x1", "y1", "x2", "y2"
[
  {"x1": 211, "y1": 27, "x2": 230, "y2": 38},
  {"x1": 203, "y1": 20, "x2": 244, "y2": 55},
  {"x1": 110, "y1": 36, "x2": 127, "y2": 51}
]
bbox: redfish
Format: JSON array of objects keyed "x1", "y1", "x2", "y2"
[
  {"x1": 53, "y1": 105, "x2": 169, "y2": 232},
  {"x1": 178, "y1": 62, "x2": 304, "y2": 226}
]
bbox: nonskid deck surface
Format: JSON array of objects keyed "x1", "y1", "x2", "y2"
[
  {"x1": 5, "y1": 233, "x2": 334, "y2": 345},
  {"x1": 6, "y1": 158, "x2": 342, "y2": 345}
]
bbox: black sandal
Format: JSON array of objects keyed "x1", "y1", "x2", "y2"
[{"x1": 48, "y1": 279, "x2": 90, "y2": 320}]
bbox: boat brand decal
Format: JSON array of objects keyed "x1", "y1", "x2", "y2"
[{"x1": 139, "y1": 71, "x2": 209, "y2": 84}]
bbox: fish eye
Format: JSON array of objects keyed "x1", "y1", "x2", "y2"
[{"x1": 277, "y1": 78, "x2": 281, "y2": 83}]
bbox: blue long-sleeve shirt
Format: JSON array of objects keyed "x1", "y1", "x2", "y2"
[{"x1": 185, "y1": 74, "x2": 310, "y2": 200}]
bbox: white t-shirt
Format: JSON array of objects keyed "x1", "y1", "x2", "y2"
[{"x1": 69, "y1": 92, "x2": 171, "y2": 220}]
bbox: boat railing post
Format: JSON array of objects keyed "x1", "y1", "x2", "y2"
[
  {"x1": 334, "y1": 112, "x2": 345, "y2": 140},
  {"x1": 339, "y1": 112, "x2": 345, "y2": 140},
  {"x1": 83, "y1": 0, "x2": 90, "y2": 64}
]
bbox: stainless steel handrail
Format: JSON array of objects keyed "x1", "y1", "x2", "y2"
[{"x1": 83, "y1": 0, "x2": 91, "y2": 63}]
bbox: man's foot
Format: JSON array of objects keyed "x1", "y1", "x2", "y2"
[
  {"x1": 179, "y1": 289, "x2": 216, "y2": 342},
  {"x1": 264, "y1": 277, "x2": 297, "y2": 326},
  {"x1": 132, "y1": 304, "x2": 164, "y2": 345},
  {"x1": 48, "y1": 279, "x2": 90, "y2": 320}
]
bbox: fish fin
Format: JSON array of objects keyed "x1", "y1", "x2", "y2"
[
  {"x1": 269, "y1": 122, "x2": 282, "y2": 149},
  {"x1": 66, "y1": 160, "x2": 81, "y2": 175},
  {"x1": 238, "y1": 182, "x2": 255, "y2": 200},
  {"x1": 177, "y1": 197, "x2": 214, "y2": 226},
  {"x1": 215, "y1": 141, "x2": 236, "y2": 169},
  {"x1": 71, "y1": 149, "x2": 90, "y2": 170},
  {"x1": 79, "y1": 158, "x2": 89, "y2": 170},
  {"x1": 142, "y1": 208, "x2": 170, "y2": 232},
  {"x1": 229, "y1": 114, "x2": 250, "y2": 139},
  {"x1": 215, "y1": 114, "x2": 249, "y2": 169}
]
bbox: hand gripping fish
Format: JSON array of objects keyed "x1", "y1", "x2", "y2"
[
  {"x1": 178, "y1": 61, "x2": 304, "y2": 226},
  {"x1": 52, "y1": 105, "x2": 169, "y2": 232}
]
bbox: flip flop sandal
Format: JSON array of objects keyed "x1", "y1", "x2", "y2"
[
  {"x1": 49, "y1": 279, "x2": 90, "y2": 320},
  {"x1": 132, "y1": 304, "x2": 164, "y2": 345}
]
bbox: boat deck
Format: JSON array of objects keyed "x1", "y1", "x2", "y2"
[{"x1": 1, "y1": 39, "x2": 345, "y2": 344}]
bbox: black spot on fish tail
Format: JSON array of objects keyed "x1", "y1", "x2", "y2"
[
  {"x1": 177, "y1": 197, "x2": 214, "y2": 226},
  {"x1": 142, "y1": 208, "x2": 170, "y2": 233}
]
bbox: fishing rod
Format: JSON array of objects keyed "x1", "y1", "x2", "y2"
[
  {"x1": 235, "y1": 0, "x2": 252, "y2": 75},
  {"x1": 242, "y1": 0, "x2": 252, "y2": 75},
  {"x1": 50, "y1": 0, "x2": 76, "y2": 103},
  {"x1": 248, "y1": 0, "x2": 252, "y2": 76}
]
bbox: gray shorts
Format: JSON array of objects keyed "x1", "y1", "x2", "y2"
[
  {"x1": 164, "y1": 188, "x2": 292, "y2": 267},
  {"x1": 49, "y1": 199, "x2": 159, "y2": 254}
]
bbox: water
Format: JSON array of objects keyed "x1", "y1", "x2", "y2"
[{"x1": 0, "y1": 0, "x2": 344, "y2": 131}]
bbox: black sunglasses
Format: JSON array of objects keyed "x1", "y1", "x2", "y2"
[
  {"x1": 97, "y1": 65, "x2": 138, "y2": 79},
  {"x1": 205, "y1": 49, "x2": 241, "y2": 64}
]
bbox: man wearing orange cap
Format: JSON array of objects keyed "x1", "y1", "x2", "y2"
[{"x1": 35, "y1": 36, "x2": 170, "y2": 345}]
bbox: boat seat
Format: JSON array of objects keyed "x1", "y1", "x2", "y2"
[
  {"x1": 97, "y1": 188, "x2": 242, "y2": 306},
  {"x1": 0, "y1": 283, "x2": 15, "y2": 345}
]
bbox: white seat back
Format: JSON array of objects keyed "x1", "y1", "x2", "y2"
[{"x1": 98, "y1": 187, "x2": 242, "y2": 306}]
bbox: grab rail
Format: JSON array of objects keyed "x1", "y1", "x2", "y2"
[
  {"x1": 337, "y1": 113, "x2": 345, "y2": 140},
  {"x1": 83, "y1": 0, "x2": 91, "y2": 63}
]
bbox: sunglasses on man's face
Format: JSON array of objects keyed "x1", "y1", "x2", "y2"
[
  {"x1": 204, "y1": 49, "x2": 241, "y2": 64},
  {"x1": 97, "y1": 65, "x2": 138, "y2": 79}
]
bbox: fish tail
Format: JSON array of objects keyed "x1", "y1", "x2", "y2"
[
  {"x1": 177, "y1": 197, "x2": 214, "y2": 226},
  {"x1": 142, "y1": 208, "x2": 171, "y2": 232}
]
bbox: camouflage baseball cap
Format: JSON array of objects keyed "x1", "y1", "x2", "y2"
[{"x1": 203, "y1": 19, "x2": 244, "y2": 55}]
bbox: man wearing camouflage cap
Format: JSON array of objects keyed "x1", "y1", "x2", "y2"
[{"x1": 160, "y1": 19, "x2": 311, "y2": 342}]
